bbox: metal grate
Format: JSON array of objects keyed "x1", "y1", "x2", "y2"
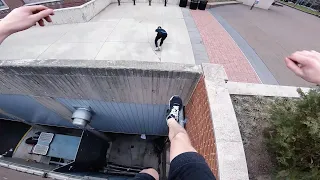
[
  {"x1": 32, "y1": 144, "x2": 49, "y2": 155},
  {"x1": 38, "y1": 132, "x2": 54, "y2": 145}
]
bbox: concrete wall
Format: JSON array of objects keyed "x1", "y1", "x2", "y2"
[
  {"x1": 47, "y1": 0, "x2": 111, "y2": 25},
  {"x1": 239, "y1": 0, "x2": 274, "y2": 9},
  {"x1": 200, "y1": 64, "x2": 249, "y2": 180},
  {"x1": 0, "y1": 59, "x2": 201, "y2": 135},
  {"x1": 0, "y1": 0, "x2": 90, "y2": 19}
]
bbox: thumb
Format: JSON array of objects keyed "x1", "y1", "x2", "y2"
[
  {"x1": 285, "y1": 57, "x2": 303, "y2": 77},
  {"x1": 31, "y1": 9, "x2": 54, "y2": 21}
]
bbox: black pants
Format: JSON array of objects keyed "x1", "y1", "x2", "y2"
[
  {"x1": 132, "y1": 152, "x2": 216, "y2": 180},
  {"x1": 155, "y1": 33, "x2": 167, "y2": 47}
]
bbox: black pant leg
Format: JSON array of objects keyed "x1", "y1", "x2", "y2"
[
  {"x1": 168, "y1": 152, "x2": 216, "y2": 180},
  {"x1": 160, "y1": 34, "x2": 167, "y2": 46},
  {"x1": 155, "y1": 34, "x2": 162, "y2": 47},
  {"x1": 132, "y1": 173, "x2": 155, "y2": 180}
]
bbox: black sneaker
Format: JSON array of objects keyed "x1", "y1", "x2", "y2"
[{"x1": 167, "y1": 95, "x2": 183, "y2": 122}]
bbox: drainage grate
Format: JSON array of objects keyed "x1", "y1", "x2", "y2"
[
  {"x1": 38, "y1": 132, "x2": 54, "y2": 144},
  {"x1": 33, "y1": 144, "x2": 49, "y2": 155}
]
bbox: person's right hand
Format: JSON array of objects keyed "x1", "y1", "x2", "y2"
[
  {"x1": 285, "y1": 50, "x2": 320, "y2": 84},
  {"x1": 0, "y1": 5, "x2": 54, "y2": 36}
]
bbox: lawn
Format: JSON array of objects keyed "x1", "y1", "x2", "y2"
[{"x1": 279, "y1": 0, "x2": 320, "y2": 16}]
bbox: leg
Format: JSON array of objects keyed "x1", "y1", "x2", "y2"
[
  {"x1": 166, "y1": 96, "x2": 216, "y2": 180},
  {"x1": 154, "y1": 34, "x2": 161, "y2": 47},
  {"x1": 132, "y1": 168, "x2": 159, "y2": 180},
  {"x1": 168, "y1": 118, "x2": 196, "y2": 162},
  {"x1": 159, "y1": 34, "x2": 167, "y2": 47}
]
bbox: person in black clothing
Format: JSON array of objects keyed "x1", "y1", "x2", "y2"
[
  {"x1": 133, "y1": 96, "x2": 216, "y2": 180},
  {"x1": 154, "y1": 26, "x2": 167, "y2": 51}
]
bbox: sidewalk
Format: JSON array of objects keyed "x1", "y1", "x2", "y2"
[{"x1": 190, "y1": 10, "x2": 261, "y2": 83}]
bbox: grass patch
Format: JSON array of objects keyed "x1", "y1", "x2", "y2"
[{"x1": 280, "y1": 0, "x2": 320, "y2": 16}]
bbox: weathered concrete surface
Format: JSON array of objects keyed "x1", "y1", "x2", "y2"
[
  {"x1": 0, "y1": 60, "x2": 201, "y2": 135},
  {"x1": 0, "y1": 167, "x2": 46, "y2": 180},
  {"x1": 227, "y1": 81, "x2": 310, "y2": 97},
  {"x1": 202, "y1": 63, "x2": 249, "y2": 180},
  {"x1": 47, "y1": 0, "x2": 111, "y2": 25},
  {"x1": 213, "y1": 4, "x2": 320, "y2": 87},
  {"x1": 0, "y1": 4, "x2": 194, "y2": 64},
  {"x1": 0, "y1": 59, "x2": 201, "y2": 104}
]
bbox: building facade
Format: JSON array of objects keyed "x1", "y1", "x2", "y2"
[{"x1": 0, "y1": 0, "x2": 90, "y2": 18}]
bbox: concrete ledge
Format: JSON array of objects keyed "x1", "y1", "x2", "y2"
[
  {"x1": 0, "y1": 160, "x2": 81, "y2": 180},
  {"x1": 0, "y1": 59, "x2": 202, "y2": 74},
  {"x1": 207, "y1": 1, "x2": 242, "y2": 8},
  {"x1": 227, "y1": 81, "x2": 310, "y2": 97},
  {"x1": 238, "y1": 0, "x2": 273, "y2": 9},
  {"x1": 0, "y1": 59, "x2": 201, "y2": 105},
  {"x1": 111, "y1": 0, "x2": 179, "y2": 5},
  {"x1": 48, "y1": 0, "x2": 111, "y2": 25},
  {"x1": 202, "y1": 63, "x2": 249, "y2": 180}
]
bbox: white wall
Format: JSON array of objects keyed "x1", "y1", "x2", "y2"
[{"x1": 48, "y1": 0, "x2": 111, "y2": 25}]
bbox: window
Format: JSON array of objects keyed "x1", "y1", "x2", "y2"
[
  {"x1": 23, "y1": 0, "x2": 60, "y2": 5},
  {"x1": 0, "y1": 0, "x2": 8, "y2": 10}
]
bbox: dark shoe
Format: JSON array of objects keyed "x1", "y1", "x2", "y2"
[{"x1": 167, "y1": 95, "x2": 183, "y2": 122}]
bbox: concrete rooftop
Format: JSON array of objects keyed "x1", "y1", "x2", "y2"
[{"x1": 0, "y1": 3, "x2": 195, "y2": 64}]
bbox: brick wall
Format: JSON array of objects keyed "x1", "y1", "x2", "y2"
[
  {"x1": 0, "y1": 0, "x2": 89, "y2": 18},
  {"x1": 185, "y1": 77, "x2": 219, "y2": 178}
]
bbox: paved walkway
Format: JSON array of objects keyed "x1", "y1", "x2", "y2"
[
  {"x1": 190, "y1": 10, "x2": 261, "y2": 83},
  {"x1": 0, "y1": 167, "x2": 45, "y2": 180},
  {"x1": 0, "y1": 3, "x2": 195, "y2": 64},
  {"x1": 213, "y1": 4, "x2": 320, "y2": 87}
]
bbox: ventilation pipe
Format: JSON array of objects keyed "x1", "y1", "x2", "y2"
[{"x1": 72, "y1": 107, "x2": 110, "y2": 142}]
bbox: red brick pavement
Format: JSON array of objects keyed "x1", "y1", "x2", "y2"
[{"x1": 190, "y1": 10, "x2": 261, "y2": 83}]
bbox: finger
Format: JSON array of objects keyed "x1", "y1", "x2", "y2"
[
  {"x1": 311, "y1": 50, "x2": 320, "y2": 57},
  {"x1": 299, "y1": 50, "x2": 315, "y2": 58},
  {"x1": 25, "y1": 5, "x2": 49, "y2": 12},
  {"x1": 285, "y1": 57, "x2": 303, "y2": 76},
  {"x1": 31, "y1": 9, "x2": 54, "y2": 22},
  {"x1": 44, "y1": 16, "x2": 52, "y2": 23},
  {"x1": 38, "y1": 19, "x2": 45, "y2": 26},
  {"x1": 288, "y1": 52, "x2": 310, "y2": 64}
]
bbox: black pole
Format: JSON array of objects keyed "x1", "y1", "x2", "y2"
[
  {"x1": 149, "y1": 0, "x2": 151, "y2": 5},
  {"x1": 165, "y1": 0, "x2": 167, "y2": 6},
  {"x1": 118, "y1": 0, "x2": 120, "y2": 5},
  {"x1": 134, "y1": 0, "x2": 136, "y2": 5},
  {"x1": 250, "y1": 3, "x2": 254, "y2": 10}
]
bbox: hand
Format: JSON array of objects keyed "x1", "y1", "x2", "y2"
[
  {"x1": 285, "y1": 50, "x2": 320, "y2": 84},
  {"x1": 0, "y1": 5, "x2": 54, "y2": 43}
]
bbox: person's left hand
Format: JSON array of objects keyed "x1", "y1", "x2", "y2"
[{"x1": 0, "y1": 5, "x2": 54, "y2": 43}]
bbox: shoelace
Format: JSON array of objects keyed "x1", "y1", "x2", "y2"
[{"x1": 169, "y1": 106, "x2": 179, "y2": 120}]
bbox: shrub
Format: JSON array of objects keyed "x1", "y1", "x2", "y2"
[{"x1": 268, "y1": 88, "x2": 320, "y2": 179}]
